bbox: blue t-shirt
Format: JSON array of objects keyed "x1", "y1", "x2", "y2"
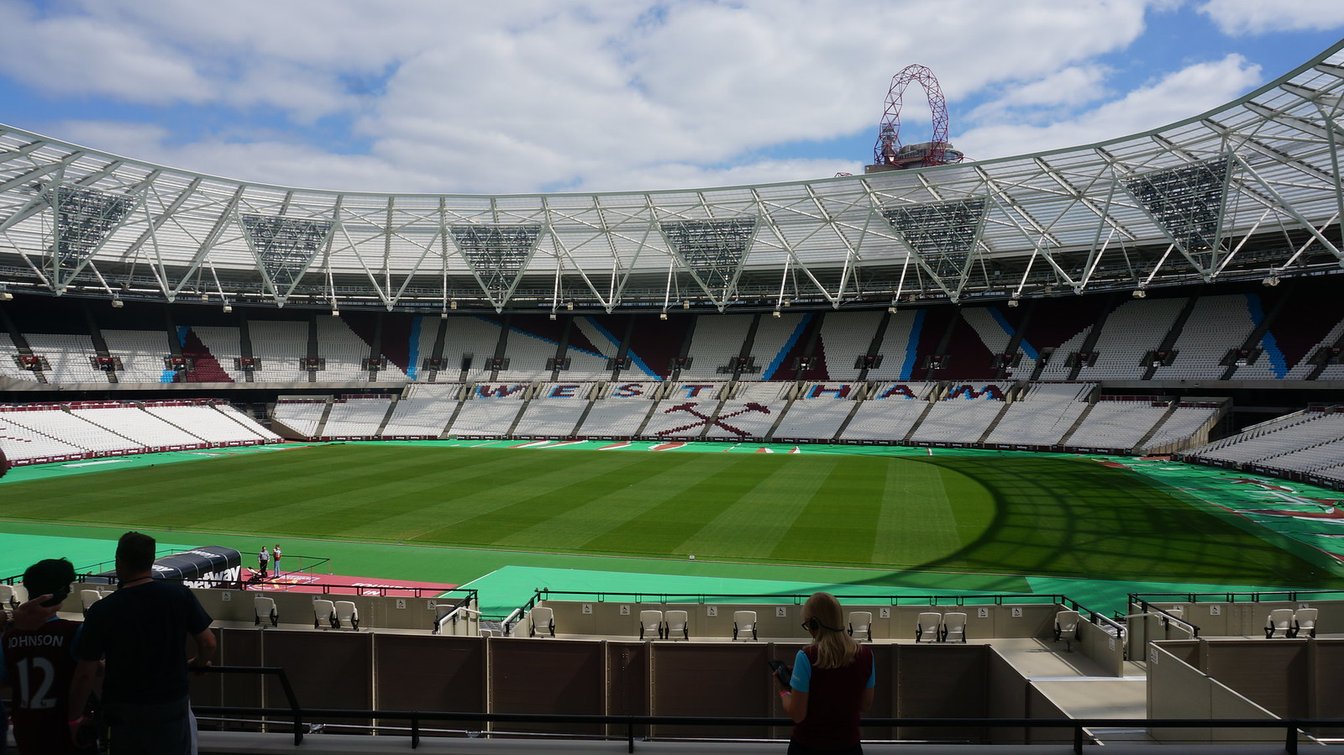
[{"x1": 789, "y1": 648, "x2": 876, "y2": 693}]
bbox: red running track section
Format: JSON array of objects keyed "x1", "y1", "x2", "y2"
[{"x1": 242, "y1": 569, "x2": 457, "y2": 597}]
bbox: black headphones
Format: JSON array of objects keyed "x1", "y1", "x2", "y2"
[{"x1": 803, "y1": 616, "x2": 844, "y2": 633}]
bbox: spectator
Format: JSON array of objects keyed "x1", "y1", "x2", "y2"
[
  {"x1": 777, "y1": 592, "x2": 875, "y2": 755},
  {"x1": 69, "y1": 532, "x2": 215, "y2": 755},
  {"x1": 272, "y1": 543, "x2": 282, "y2": 578},
  {"x1": 0, "y1": 558, "x2": 96, "y2": 755},
  {"x1": 258, "y1": 545, "x2": 270, "y2": 579}
]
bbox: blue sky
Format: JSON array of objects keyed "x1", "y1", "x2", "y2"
[{"x1": 0, "y1": 0, "x2": 1341, "y2": 194}]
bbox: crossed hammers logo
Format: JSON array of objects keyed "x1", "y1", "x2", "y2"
[{"x1": 657, "y1": 401, "x2": 770, "y2": 438}]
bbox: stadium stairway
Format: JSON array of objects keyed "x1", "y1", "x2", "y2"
[
  {"x1": 1057, "y1": 397, "x2": 1099, "y2": 447},
  {"x1": 1130, "y1": 400, "x2": 1178, "y2": 453}
]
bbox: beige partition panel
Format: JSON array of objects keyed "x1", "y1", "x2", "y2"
[
  {"x1": 176, "y1": 584, "x2": 455, "y2": 632},
  {"x1": 1312, "y1": 641, "x2": 1344, "y2": 737},
  {"x1": 1149, "y1": 642, "x2": 1285, "y2": 744},
  {"x1": 1077, "y1": 620, "x2": 1124, "y2": 677},
  {"x1": 987, "y1": 651, "x2": 1029, "y2": 744},
  {"x1": 1024, "y1": 685, "x2": 1070, "y2": 744}
]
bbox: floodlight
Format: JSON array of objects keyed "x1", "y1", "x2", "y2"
[
  {"x1": 771, "y1": 310, "x2": 781, "y2": 318},
  {"x1": 331, "y1": 308, "x2": 340, "y2": 316},
  {"x1": 110, "y1": 298, "x2": 124, "y2": 309},
  {"x1": 659, "y1": 311, "x2": 668, "y2": 320},
  {"x1": 1132, "y1": 289, "x2": 1146, "y2": 299},
  {"x1": 222, "y1": 304, "x2": 232, "y2": 314}
]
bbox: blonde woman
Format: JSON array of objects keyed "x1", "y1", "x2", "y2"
[{"x1": 777, "y1": 592, "x2": 875, "y2": 755}]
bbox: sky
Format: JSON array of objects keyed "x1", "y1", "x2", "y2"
[{"x1": 0, "y1": 0, "x2": 1341, "y2": 195}]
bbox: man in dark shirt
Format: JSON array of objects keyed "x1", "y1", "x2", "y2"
[
  {"x1": 69, "y1": 531, "x2": 215, "y2": 755},
  {"x1": 0, "y1": 558, "x2": 94, "y2": 755}
]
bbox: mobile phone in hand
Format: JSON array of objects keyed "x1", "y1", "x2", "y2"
[{"x1": 768, "y1": 659, "x2": 792, "y2": 689}]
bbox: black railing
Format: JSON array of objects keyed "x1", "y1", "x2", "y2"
[
  {"x1": 197, "y1": 666, "x2": 304, "y2": 746},
  {"x1": 1132, "y1": 588, "x2": 1344, "y2": 605},
  {"x1": 188, "y1": 708, "x2": 1340, "y2": 754}
]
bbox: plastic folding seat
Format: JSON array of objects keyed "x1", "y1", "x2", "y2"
[
  {"x1": 639, "y1": 609, "x2": 664, "y2": 640},
  {"x1": 915, "y1": 611, "x2": 941, "y2": 643},
  {"x1": 732, "y1": 610, "x2": 757, "y2": 641},
  {"x1": 847, "y1": 611, "x2": 873, "y2": 642},
  {"x1": 1054, "y1": 610, "x2": 1080, "y2": 651},
  {"x1": 255, "y1": 596, "x2": 278, "y2": 628},
  {"x1": 0, "y1": 584, "x2": 15, "y2": 610},
  {"x1": 941, "y1": 612, "x2": 967, "y2": 643},
  {"x1": 80, "y1": 589, "x2": 103, "y2": 615},
  {"x1": 1264, "y1": 608, "x2": 1294, "y2": 638},
  {"x1": 529, "y1": 606, "x2": 555, "y2": 638},
  {"x1": 313, "y1": 599, "x2": 337, "y2": 629},
  {"x1": 664, "y1": 610, "x2": 689, "y2": 641},
  {"x1": 1294, "y1": 608, "x2": 1318, "y2": 639},
  {"x1": 334, "y1": 600, "x2": 359, "y2": 631}
]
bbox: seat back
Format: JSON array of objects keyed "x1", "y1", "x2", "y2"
[
  {"x1": 942, "y1": 611, "x2": 967, "y2": 643},
  {"x1": 732, "y1": 610, "x2": 757, "y2": 641},
  {"x1": 255, "y1": 596, "x2": 278, "y2": 627},
  {"x1": 80, "y1": 589, "x2": 102, "y2": 612},
  {"x1": 1266, "y1": 608, "x2": 1294, "y2": 637},
  {"x1": 665, "y1": 610, "x2": 689, "y2": 640},
  {"x1": 639, "y1": 610, "x2": 663, "y2": 640},
  {"x1": 313, "y1": 598, "x2": 336, "y2": 628},
  {"x1": 530, "y1": 606, "x2": 555, "y2": 638},
  {"x1": 916, "y1": 611, "x2": 941, "y2": 642},
  {"x1": 1295, "y1": 608, "x2": 1318, "y2": 636},
  {"x1": 848, "y1": 611, "x2": 873, "y2": 641},
  {"x1": 0, "y1": 584, "x2": 13, "y2": 607},
  {"x1": 9, "y1": 584, "x2": 27, "y2": 606},
  {"x1": 1055, "y1": 610, "x2": 1080, "y2": 634},
  {"x1": 335, "y1": 600, "x2": 359, "y2": 626}
]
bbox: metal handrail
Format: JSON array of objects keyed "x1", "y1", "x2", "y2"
[
  {"x1": 187, "y1": 708, "x2": 1337, "y2": 754},
  {"x1": 1132, "y1": 588, "x2": 1344, "y2": 605},
  {"x1": 197, "y1": 666, "x2": 304, "y2": 746}
]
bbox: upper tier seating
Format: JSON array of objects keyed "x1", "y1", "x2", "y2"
[
  {"x1": 680, "y1": 316, "x2": 751, "y2": 380},
  {"x1": 819, "y1": 312, "x2": 881, "y2": 382},
  {"x1": 498, "y1": 329, "x2": 560, "y2": 381},
  {"x1": 961, "y1": 307, "x2": 1037, "y2": 379},
  {"x1": 249, "y1": 321, "x2": 309, "y2": 381},
  {"x1": 189, "y1": 326, "x2": 248, "y2": 381},
  {"x1": 0, "y1": 334, "x2": 39, "y2": 383},
  {"x1": 316, "y1": 316, "x2": 377, "y2": 381},
  {"x1": 26, "y1": 334, "x2": 105, "y2": 383},
  {"x1": 865, "y1": 311, "x2": 919, "y2": 382},
  {"x1": 407, "y1": 316, "x2": 441, "y2": 381},
  {"x1": 442, "y1": 317, "x2": 502, "y2": 383},
  {"x1": 103, "y1": 329, "x2": 174, "y2": 384},
  {"x1": 1083, "y1": 298, "x2": 1187, "y2": 380},
  {"x1": 1151, "y1": 295, "x2": 1256, "y2": 380},
  {"x1": 745, "y1": 313, "x2": 805, "y2": 381}
]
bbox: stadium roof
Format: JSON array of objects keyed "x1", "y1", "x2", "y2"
[{"x1": 1, "y1": 41, "x2": 1342, "y2": 315}]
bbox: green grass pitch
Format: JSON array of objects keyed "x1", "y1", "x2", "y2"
[{"x1": 1, "y1": 444, "x2": 1337, "y2": 589}]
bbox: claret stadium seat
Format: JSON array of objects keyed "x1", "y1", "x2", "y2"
[
  {"x1": 732, "y1": 610, "x2": 757, "y2": 641},
  {"x1": 529, "y1": 606, "x2": 555, "y2": 638},
  {"x1": 254, "y1": 596, "x2": 278, "y2": 628},
  {"x1": 334, "y1": 600, "x2": 360, "y2": 631},
  {"x1": 639, "y1": 610, "x2": 664, "y2": 640},
  {"x1": 313, "y1": 599, "x2": 337, "y2": 629}
]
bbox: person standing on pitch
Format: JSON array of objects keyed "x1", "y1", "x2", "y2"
[
  {"x1": 271, "y1": 544, "x2": 282, "y2": 578},
  {"x1": 257, "y1": 545, "x2": 270, "y2": 579},
  {"x1": 776, "y1": 592, "x2": 875, "y2": 755},
  {"x1": 70, "y1": 531, "x2": 215, "y2": 755}
]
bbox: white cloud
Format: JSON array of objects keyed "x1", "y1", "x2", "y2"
[
  {"x1": 955, "y1": 54, "x2": 1263, "y2": 161},
  {"x1": 4, "y1": 0, "x2": 1239, "y2": 193},
  {"x1": 1198, "y1": 0, "x2": 1344, "y2": 36}
]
